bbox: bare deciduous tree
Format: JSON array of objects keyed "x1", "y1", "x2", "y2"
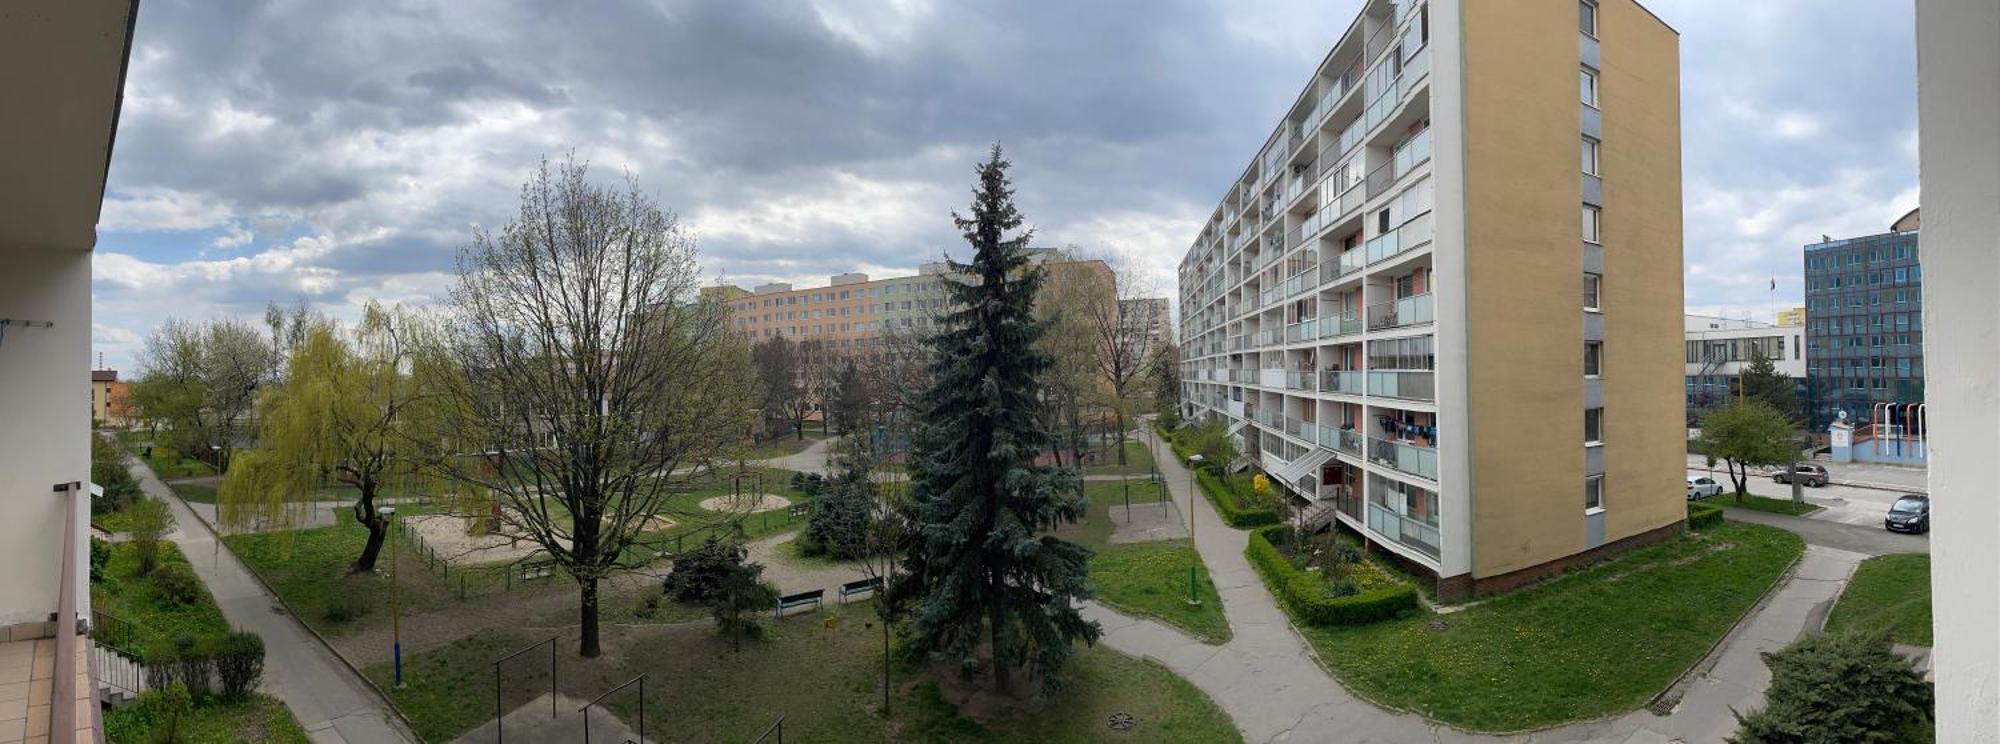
[{"x1": 434, "y1": 156, "x2": 752, "y2": 658}]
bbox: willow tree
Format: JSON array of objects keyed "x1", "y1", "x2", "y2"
[
  {"x1": 220, "y1": 303, "x2": 435, "y2": 572},
  {"x1": 437, "y1": 156, "x2": 751, "y2": 658}
]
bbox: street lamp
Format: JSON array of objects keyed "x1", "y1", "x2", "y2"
[
  {"x1": 1184, "y1": 454, "x2": 1204, "y2": 606},
  {"x1": 380, "y1": 505, "x2": 404, "y2": 689}
]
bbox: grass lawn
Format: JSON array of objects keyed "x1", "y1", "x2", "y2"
[
  {"x1": 226, "y1": 508, "x2": 464, "y2": 637},
  {"x1": 1083, "y1": 477, "x2": 1169, "y2": 505},
  {"x1": 92, "y1": 500, "x2": 153, "y2": 534},
  {"x1": 732, "y1": 431, "x2": 825, "y2": 460},
  {"x1": 1083, "y1": 441, "x2": 1156, "y2": 476},
  {"x1": 1826, "y1": 553, "x2": 1932, "y2": 646},
  {"x1": 118, "y1": 436, "x2": 216, "y2": 480},
  {"x1": 367, "y1": 612, "x2": 1238, "y2": 743},
  {"x1": 1300, "y1": 521, "x2": 1804, "y2": 732},
  {"x1": 170, "y1": 481, "x2": 219, "y2": 504},
  {"x1": 89, "y1": 541, "x2": 231, "y2": 657},
  {"x1": 105, "y1": 693, "x2": 310, "y2": 744},
  {"x1": 1089, "y1": 540, "x2": 1229, "y2": 643},
  {"x1": 1715, "y1": 493, "x2": 1822, "y2": 516}
]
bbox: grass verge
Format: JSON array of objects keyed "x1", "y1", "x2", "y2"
[
  {"x1": 1716, "y1": 493, "x2": 1822, "y2": 516},
  {"x1": 1083, "y1": 441, "x2": 1157, "y2": 476},
  {"x1": 225, "y1": 508, "x2": 463, "y2": 637},
  {"x1": 89, "y1": 541, "x2": 231, "y2": 657},
  {"x1": 105, "y1": 693, "x2": 311, "y2": 744},
  {"x1": 1088, "y1": 540, "x2": 1229, "y2": 643},
  {"x1": 1825, "y1": 553, "x2": 1932, "y2": 646},
  {"x1": 1084, "y1": 477, "x2": 1168, "y2": 505},
  {"x1": 1300, "y1": 521, "x2": 1804, "y2": 732}
]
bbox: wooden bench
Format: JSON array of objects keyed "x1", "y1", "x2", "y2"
[
  {"x1": 838, "y1": 577, "x2": 882, "y2": 603},
  {"x1": 788, "y1": 503, "x2": 811, "y2": 519},
  {"x1": 517, "y1": 561, "x2": 555, "y2": 581},
  {"x1": 773, "y1": 589, "x2": 824, "y2": 618}
]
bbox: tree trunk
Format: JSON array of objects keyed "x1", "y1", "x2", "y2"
[
  {"x1": 989, "y1": 599, "x2": 1010, "y2": 695},
  {"x1": 580, "y1": 576, "x2": 602, "y2": 658},
  {"x1": 1114, "y1": 408, "x2": 1128, "y2": 466},
  {"x1": 881, "y1": 608, "x2": 892, "y2": 714},
  {"x1": 351, "y1": 488, "x2": 387, "y2": 573}
]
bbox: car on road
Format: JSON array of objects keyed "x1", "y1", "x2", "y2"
[
  {"x1": 1771, "y1": 463, "x2": 1830, "y2": 487},
  {"x1": 1885, "y1": 494, "x2": 1930, "y2": 534},
  {"x1": 1686, "y1": 476, "x2": 1724, "y2": 500}
]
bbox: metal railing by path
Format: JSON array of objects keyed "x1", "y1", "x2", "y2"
[
  {"x1": 755, "y1": 716, "x2": 787, "y2": 744},
  {"x1": 580, "y1": 674, "x2": 647, "y2": 744},
  {"x1": 491, "y1": 635, "x2": 559, "y2": 744}
]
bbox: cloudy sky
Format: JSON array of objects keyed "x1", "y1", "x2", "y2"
[{"x1": 90, "y1": 0, "x2": 1917, "y2": 371}]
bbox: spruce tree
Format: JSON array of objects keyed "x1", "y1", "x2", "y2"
[{"x1": 905, "y1": 145, "x2": 1098, "y2": 695}]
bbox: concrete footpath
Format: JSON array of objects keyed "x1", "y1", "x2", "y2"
[
  {"x1": 126, "y1": 452, "x2": 418, "y2": 743},
  {"x1": 1106, "y1": 426, "x2": 1868, "y2": 743}
]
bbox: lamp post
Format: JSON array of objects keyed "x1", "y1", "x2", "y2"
[
  {"x1": 1185, "y1": 454, "x2": 1204, "y2": 606},
  {"x1": 380, "y1": 505, "x2": 404, "y2": 689}
]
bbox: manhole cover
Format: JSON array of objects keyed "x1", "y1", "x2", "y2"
[
  {"x1": 1107, "y1": 712, "x2": 1137, "y2": 731},
  {"x1": 1427, "y1": 618, "x2": 1449, "y2": 633}
]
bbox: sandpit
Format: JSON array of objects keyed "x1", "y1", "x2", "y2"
[
  {"x1": 698, "y1": 492, "x2": 792, "y2": 514},
  {"x1": 404, "y1": 511, "x2": 680, "y2": 566}
]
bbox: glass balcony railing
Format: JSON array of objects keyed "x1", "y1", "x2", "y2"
[
  {"x1": 1367, "y1": 292, "x2": 1435, "y2": 330},
  {"x1": 1367, "y1": 502, "x2": 1441, "y2": 559},
  {"x1": 1364, "y1": 212, "x2": 1434, "y2": 265},
  {"x1": 1284, "y1": 371, "x2": 1316, "y2": 391},
  {"x1": 1369, "y1": 436, "x2": 1439, "y2": 481},
  {"x1": 1368, "y1": 370, "x2": 1436, "y2": 401},
  {"x1": 1320, "y1": 369, "x2": 1364, "y2": 395}
]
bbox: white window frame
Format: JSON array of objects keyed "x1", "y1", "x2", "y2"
[
  {"x1": 1581, "y1": 67, "x2": 1599, "y2": 108},
  {"x1": 1585, "y1": 475, "x2": 1605, "y2": 512},
  {"x1": 1582, "y1": 204, "x2": 1602, "y2": 243},
  {"x1": 1580, "y1": 0, "x2": 1598, "y2": 38},
  {"x1": 1582, "y1": 136, "x2": 1600, "y2": 176},
  {"x1": 1585, "y1": 340, "x2": 1603, "y2": 377},
  {"x1": 1584, "y1": 407, "x2": 1604, "y2": 446},
  {"x1": 1583, "y1": 272, "x2": 1602, "y2": 312}
]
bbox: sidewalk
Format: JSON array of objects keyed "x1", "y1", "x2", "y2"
[{"x1": 126, "y1": 452, "x2": 418, "y2": 743}]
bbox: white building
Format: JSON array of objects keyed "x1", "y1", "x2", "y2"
[
  {"x1": 1, "y1": 2, "x2": 141, "y2": 741},
  {"x1": 1683, "y1": 314, "x2": 1806, "y2": 421}
]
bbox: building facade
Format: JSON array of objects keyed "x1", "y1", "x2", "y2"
[
  {"x1": 1684, "y1": 315, "x2": 1805, "y2": 423},
  {"x1": 90, "y1": 368, "x2": 132, "y2": 427},
  {"x1": 1802, "y1": 210, "x2": 1923, "y2": 429},
  {"x1": 1177, "y1": 0, "x2": 1683, "y2": 599}
]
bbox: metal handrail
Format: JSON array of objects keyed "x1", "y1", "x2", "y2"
[
  {"x1": 755, "y1": 715, "x2": 787, "y2": 744},
  {"x1": 580, "y1": 674, "x2": 646, "y2": 744},
  {"x1": 491, "y1": 635, "x2": 559, "y2": 744}
]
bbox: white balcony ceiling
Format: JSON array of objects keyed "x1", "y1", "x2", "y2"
[{"x1": 0, "y1": 1, "x2": 138, "y2": 252}]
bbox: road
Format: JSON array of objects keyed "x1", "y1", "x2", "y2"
[{"x1": 1685, "y1": 456, "x2": 1927, "y2": 528}]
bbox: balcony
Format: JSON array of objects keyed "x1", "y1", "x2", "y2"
[
  {"x1": 1363, "y1": 212, "x2": 1434, "y2": 265},
  {"x1": 1320, "y1": 369, "x2": 1365, "y2": 395},
  {"x1": 1366, "y1": 292, "x2": 1434, "y2": 331},
  {"x1": 1321, "y1": 250, "x2": 1366, "y2": 285},
  {"x1": 1367, "y1": 502, "x2": 1442, "y2": 560},
  {"x1": 1369, "y1": 436, "x2": 1439, "y2": 481},
  {"x1": 1368, "y1": 370, "x2": 1436, "y2": 401}
]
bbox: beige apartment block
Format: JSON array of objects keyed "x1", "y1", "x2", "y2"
[{"x1": 1176, "y1": 0, "x2": 1682, "y2": 600}]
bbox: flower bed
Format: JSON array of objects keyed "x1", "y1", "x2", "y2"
[{"x1": 1246, "y1": 526, "x2": 1418, "y2": 626}]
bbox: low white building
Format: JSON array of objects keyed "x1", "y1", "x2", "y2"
[
  {"x1": 1684, "y1": 314, "x2": 1806, "y2": 421},
  {"x1": 1, "y1": 2, "x2": 141, "y2": 741}
]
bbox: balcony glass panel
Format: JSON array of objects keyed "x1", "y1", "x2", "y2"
[
  {"x1": 1368, "y1": 436, "x2": 1439, "y2": 481},
  {"x1": 1367, "y1": 370, "x2": 1436, "y2": 401},
  {"x1": 1366, "y1": 292, "x2": 1434, "y2": 330},
  {"x1": 1320, "y1": 369, "x2": 1364, "y2": 395}
]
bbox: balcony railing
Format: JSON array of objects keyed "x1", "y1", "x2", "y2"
[
  {"x1": 1364, "y1": 212, "x2": 1434, "y2": 264},
  {"x1": 1368, "y1": 370, "x2": 1436, "y2": 401},
  {"x1": 1284, "y1": 370, "x2": 1317, "y2": 391},
  {"x1": 1367, "y1": 292, "x2": 1435, "y2": 331},
  {"x1": 1369, "y1": 436, "x2": 1439, "y2": 481},
  {"x1": 1320, "y1": 369, "x2": 1365, "y2": 395},
  {"x1": 1367, "y1": 502, "x2": 1442, "y2": 559}
]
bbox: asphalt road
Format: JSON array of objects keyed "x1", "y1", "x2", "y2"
[{"x1": 1685, "y1": 455, "x2": 1928, "y2": 528}]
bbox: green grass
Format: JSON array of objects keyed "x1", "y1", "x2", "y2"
[
  {"x1": 1826, "y1": 553, "x2": 1932, "y2": 646},
  {"x1": 1300, "y1": 522, "x2": 1804, "y2": 732},
  {"x1": 105, "y1": 693, "x2": 311, "y2": 744},
  {"x1": 89, "y1": 541, "x2": 231, "y2": 658},
  {"x1": 367, "y1": 614, "x2": 1238, "y2": 743},
  {"x1": 1089, "y1": 540, "x2": 1230, "y2": 643},
  {"x1": 225, "y1": 508, "x2": 464, "y2": 637},
  {"x1": 1083, "y1": 441, "x2": 1156, "y2": 476},
  {"x1": 119, "y1": 436, "x2": 216, "y2": 479},
  {"x1": 1717, "y1": 493, "x2": 1822, "y2": 516},
  {"x1": 732, "y1": 431, "x2": 826, "y2": 460},
  {"x1": 92, "y1": 500, "x2": 152, "y2": 533},
  {"x1": 170, "y1": 481, "x2": 219, "y2": 504},
  {"x1": 1083, "y1": 477, "x2": 1169, "y2": 505}
]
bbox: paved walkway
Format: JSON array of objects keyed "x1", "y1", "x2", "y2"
[
  {"x1": 1104, "y1": 426, "x2": 1870, "y2": 743},
  {"x1": 755, "y1": 435, "x2": 837, "y2": 475},
  {"x1": 1719, "y1": 507, "x2": 1928, "y2": 555},
  {"x1": 125, "y1": 451, "x2": 418, "y2": 743}
]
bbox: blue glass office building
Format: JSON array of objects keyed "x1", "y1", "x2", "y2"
[{"x1": 1801, "y1": 211, "x2": 1923, "y2": 429}]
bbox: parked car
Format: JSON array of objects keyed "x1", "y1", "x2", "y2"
[
  {"x1": 1771, "y1": 463, "x2": 1830, "y2": 487},
  {"x1": 1884, "y1": 494, "x2": 1930, "y2": 534},
  {"x1": 1686, "y1": 476, "x2": 1724, "y2": 500}
]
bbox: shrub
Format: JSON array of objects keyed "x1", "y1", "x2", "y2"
[
  {"x1": 90, "y1": 434, "x2": 142, "y2": 514},
  {"x1": 709, "y1": 558, "x2": 779, "y2": 652},
  {"x1": 321, "y1": 577, "x2": 374, "y2": 623},
  {"x1": 1246, "y1": 527, "x2": 1419, "y2": 626},
  {"x1": 151, "y1": 562, "x2": 206, "y2": 607},
  {"x1": 128, "y1": 498, "x2": 174, "y2": 575},
  {"x1": 90, "y1": 538, "x2": 111, "y2": 583},
  {"x1": 137, "y1": 683, "x2": 194, "y2": 743},
  {"x1": 1731, "y1": 632, "x2": 1933, "y2": 743},
  {"x1": 142, "y1": 646, "x2": 181, "y2": 691},
  {"x1": 1195, "y1": 471, "x2": 1280, "y2": 528},
  {"x1": 214, "y1": 631, "x2": 265, "y2": 700},
  {"x1": 663, "y1": 536, "x2": 749, "y2": 603},
  {"x1": 1688, "y1": 502, "x2": 1725, "y2": 530},
  {"x1": 804, "y1": 475, "x2": 873, "y2": 560},
  {"x1": 171, "y1": 635, "x2": 215, "y2": 698}
]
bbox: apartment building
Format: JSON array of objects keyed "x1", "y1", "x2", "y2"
[
  {"x1": 715, "y1": 252, "x2": 1115, "y2": 350},
  {"x1": 1176, "y1": 0, "x2": 1682, "y2": 599},
  {"x1": 1802, "y1": 209, "x2": 1923, "y2": 429},
  {"x1": 1684, "y1": 315, "x2": 1805, "y2": 423},
  {"x1": 1, "y1": 2, "x2": 142, "y2": 741},
  {"x1": 90, "y1": 368, "x2": 133, "y2": 428}
]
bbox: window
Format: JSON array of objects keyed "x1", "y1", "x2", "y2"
[
  {"x1": 1580, "y1": 1, "x2": 1598, "y2": 36},
  {"x1": 1584, "y1": 341, "x2": 1603, "y2": 376},
  {"x1": 1583, "y1": 272, "x2": 1602, "y2": 311},
  {"x1": 1584, "y1": 408, "x2": 1604, "y2": 445},
  {"x1": 1581, "y1": 137, "x2": 1600, "y2": 175},
  {"x1": 1585, "y1": 475, "x2": 1604, "y2": 511},
  {"x1": 1580, "y1": 68, "x2": 1598, "y2": 107},
  {"x1": 1582, "y1": 205, "x2": 1602, "y2": 243}
]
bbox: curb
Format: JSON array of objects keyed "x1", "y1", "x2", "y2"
[{"x1": 1646, "y1": 530, "x2": 1807, "y2": 716}]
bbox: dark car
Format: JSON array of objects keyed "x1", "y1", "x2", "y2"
[
  {"x1": 1885, "y1": 494, "x2": 1930, "y2": 534},
  {"x1": 1772, "y1": 463, "x2": 1830, "y2": 487}
]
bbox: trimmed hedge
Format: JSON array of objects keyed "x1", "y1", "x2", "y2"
[
  {"x1": 1246, "y1": 527, "x2": 1419, "y2": 626},
  {"x1": 1687, "y1": 502, "x2": 1724, "y2": 530},
  {"x1": 1195, "y1": 471, "x2": 1280, "y2": 528}
]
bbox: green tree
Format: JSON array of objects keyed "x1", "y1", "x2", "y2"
[
  {"x1": 1178, "y1": 416, "x2": 1239, "y2": 474},
  {"x1": 1151, "y1": 341, "x2": 1182, "y2": 429},
  {"x1": 130, "y1": 318, "x2": 273, "y2": 472},
  {"x1": 220, "y1": 304, "x2": 436, "y2": 573},
  {"x1": 824, "y1": 359, "x2": 868, "y2": 437},
  {"x1": 1739, "y1": 348, "x2": 1800, "y2": 424},
  {"x1": 905, "y1": 146, "x2": 1098, "y2": 695},
  {"x1": 751, "y1": 335, "x2": 806, "y2": 440},
  {"x1": 1731, "y1": 632, "x2": 1933, "y2": 743},
  {"x1": 90, "y1": 434, "x2": 142, "y2": 514},
  {"x1": 1699, "y1": 401, "x2": 1797, "y2": 502}
]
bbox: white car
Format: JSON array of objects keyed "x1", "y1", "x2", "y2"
[{"x1": 1687, "y1": 476, "x2": 1724, "y2": 500}]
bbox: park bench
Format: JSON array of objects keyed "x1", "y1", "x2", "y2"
[
  {"x1": 838, "y1": 577, "x2": 882, "y2": 603},
  {"x1": 773, "y1": 589, "x2": 824, "y2": 617},
  {"x1": 517, "y1": 560, "x2": 555, "y2": 582},
  {"x1": 788, "y1": 503, "x2": 810, "y2": 519}
]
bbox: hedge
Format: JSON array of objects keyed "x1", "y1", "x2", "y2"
[
  {"x1": 1687, "y1": 502, "x2": 1724, "y2": 530},
  {"x1": 1195, "y1": 470, "x2": 1280, "y2": 528},
  {"x1": 1245, "y1": 527, "x2": 1419, "y2": 626}
]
